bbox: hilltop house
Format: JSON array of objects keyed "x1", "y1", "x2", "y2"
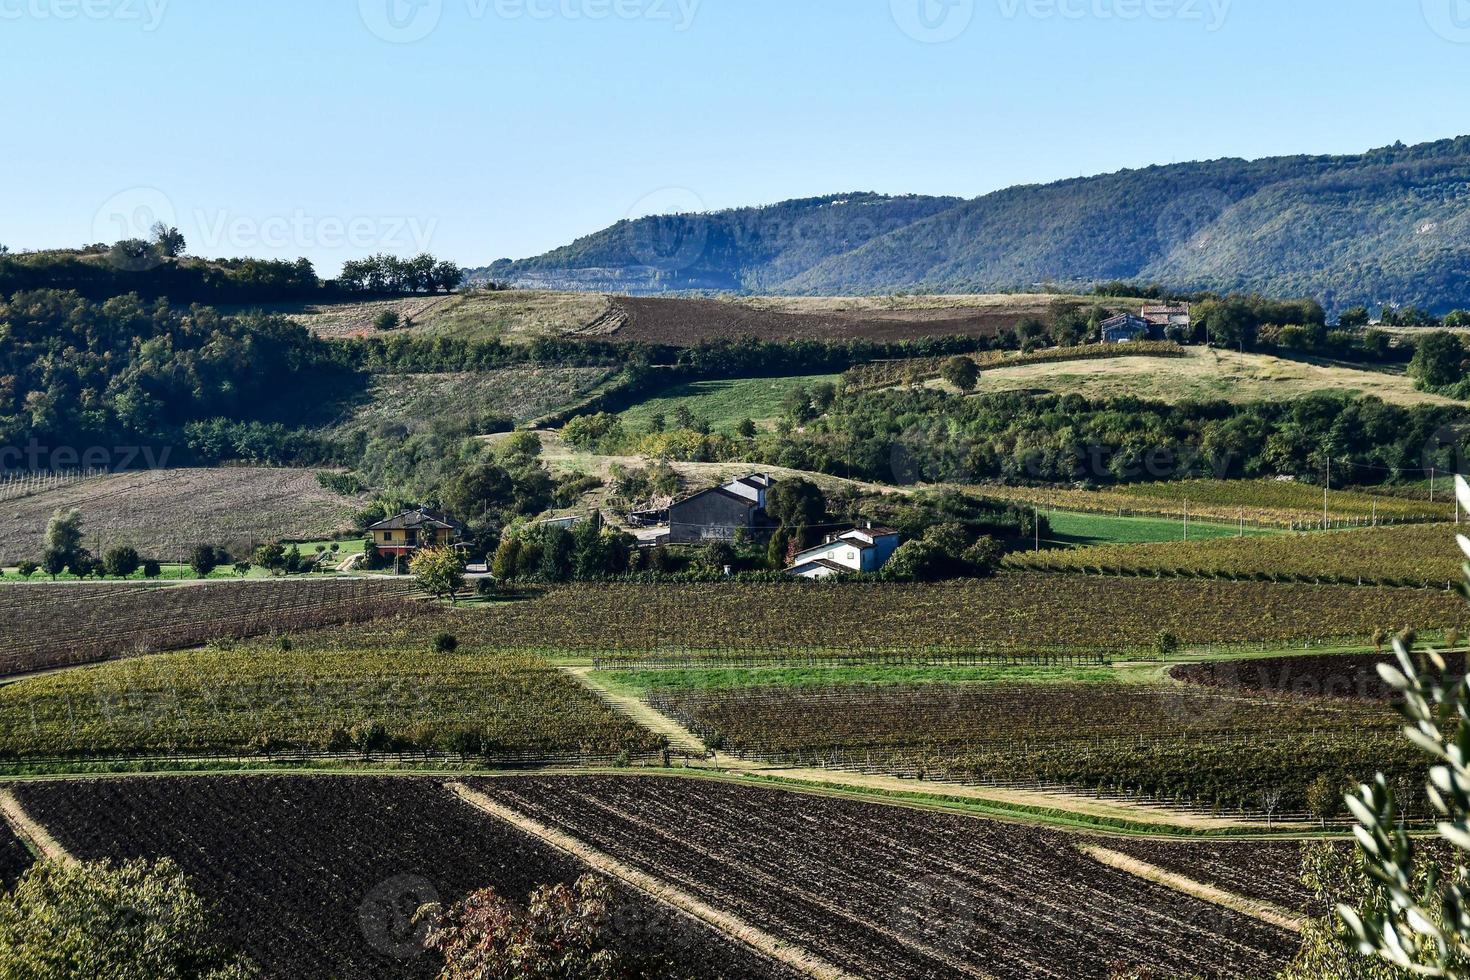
[
  {"x1": 367, "y1": 507, "x2": 467, "y2": 559},
  {"x1": 1101, "y1": 313, "x2": 1153, "y2": 344},
  {"x1": 668, "y1": 474, "x2": 777, "y2": 544},
  {"x1": 786, "y1": 526, "x2": 901, "y2": 579},
  {"x1": 1141, "y1": 303, "x2": 1192, "y2": 332}
]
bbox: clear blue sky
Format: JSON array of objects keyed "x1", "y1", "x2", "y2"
[{"x1": 2, "y1": 0, "x2": 1468, "y2": 274}]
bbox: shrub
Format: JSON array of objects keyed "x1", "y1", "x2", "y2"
[
  {"x1": 102, "y1": 545, "x2": 141, "y2": 579},
  {"x1": 189, "y1": 544, "x2": 220, "y2": 578},
  {"x1": 941, "y1": 355, "x2": 980, "y2": 392},
  {"x1": 0, "y1": 858, "x2": 251, "y2": 978},
  {"x1": 433, "y1": 632, "x2": 459, "y2": 654}
]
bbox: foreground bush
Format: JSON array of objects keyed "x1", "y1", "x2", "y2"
[{"x1": 0, "y1": 858, "x2": 252, "y2": 978}]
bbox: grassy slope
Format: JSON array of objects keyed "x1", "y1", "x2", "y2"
[
  {"x1": 275, "y1": 290, "x2": 609, "y2": 341},
  {"x1": 935, "y1": 346, "x2": 1457, "y2": 407},
  {"x1": 321, "y1": 367, "x2": 614, "y2": 440},
  {"x1": 0, "y1": 468, "x2": 367, "y2": 566},
  {"x1": 617, "y1": 374, "x2": 842, "y2": 434}
]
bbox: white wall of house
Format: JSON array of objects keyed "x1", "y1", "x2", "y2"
[{"x1": 788, "y1": 530, "x2": 900, "y2": 576}]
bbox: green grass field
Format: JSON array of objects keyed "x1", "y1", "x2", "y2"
[
  {"x1": 1039, "y1": 510, "x2": 1276, "y2": 548},
  {"x1": 618, "y1": 374, "x2": 842, "y2": 435}
]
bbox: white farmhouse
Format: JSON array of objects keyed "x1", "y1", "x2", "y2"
[{"x1": 786, "y1": 526, "x2": 902, "y2": 579}]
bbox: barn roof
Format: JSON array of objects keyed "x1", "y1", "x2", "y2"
[{"x1": 367, "y1": 508, "x2": 466, "y2": 532}]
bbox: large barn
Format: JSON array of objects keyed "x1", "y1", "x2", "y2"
[{"x1": 667, "y1": 474, "x2": 777, "y2": 544}]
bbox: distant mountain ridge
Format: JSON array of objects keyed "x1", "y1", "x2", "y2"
[{"x1": 472, "y1": 137, "x2": 1470, "y2": 313}]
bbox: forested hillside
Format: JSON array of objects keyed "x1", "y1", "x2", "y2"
[
  {"x1": 483, "y1": 137, "x2": 1470, "y2": 313},
  {"x1": 475, "y1": 193, "x2": 962, "y2": 294}
]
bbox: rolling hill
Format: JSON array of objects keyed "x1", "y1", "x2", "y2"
[{"x1": 475, "y1": 136, "x2": 1470, "y2": 313}]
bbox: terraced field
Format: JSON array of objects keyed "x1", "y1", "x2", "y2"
[{"x1": 0, "y1": 467, "x2": 368, "y2": 564}]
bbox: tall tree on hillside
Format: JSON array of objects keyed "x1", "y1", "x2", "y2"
[
  {"x1": 1200, "y1": 298, "x2": 1259, "y2": 351},
  {"x1": 42, "y1": 508, "x2": 86, "y2": 578},
  {"x1": 767, "y1": 478, "x2": 825, "y2": 530},
  {"x1": 149, "y1": 222, "x2": 187, "y2": 258}
]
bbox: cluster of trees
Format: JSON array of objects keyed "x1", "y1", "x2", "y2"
[
  {"x1": 490, "y1": 512, "x2": 643, "y2": 584},
  {"x1": 1408, "y1": 331, "x2": 1470, "y2": 396},
  {"x1": 0, "y1": 289, "x2": 353, "y2": 466},
  {"x1": 0, "y1": 234, "x2": 322, "y2": 306},
  {"x1": 336, "y1": 253, "x2": 463, "y2": 294},
  {"x1": 748, "y1": 388, "x2": 1470, "y2": 488}
]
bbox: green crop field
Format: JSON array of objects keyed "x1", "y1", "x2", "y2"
[
  {"x1": 0, "y1": 612, "x2": 661, "y2": 763},
  {"x1": 978, "y1": 478, "x2": 1453, "y2": 529},
  {"x1": 592, "y1": 662, "x2": 1125, "y2": 695},
  {"x1": 1010, "y1": 521, "x2": 1465, "y2": 587},
  {"x1": 618, "y1": 374, "x2": 843, "y2": 435},
  {"x1": 1038, "y1": 510, "x2": 1275, "y2": 547}
]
